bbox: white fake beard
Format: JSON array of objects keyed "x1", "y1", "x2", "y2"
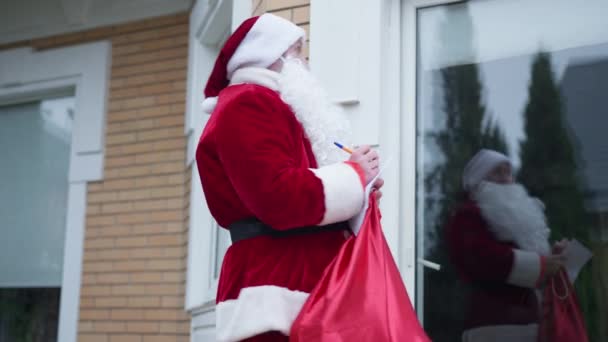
[
  {"x1": 473, "y1": 182, "x2": 551, "y2": 255},
  {"x1": 278, "y1": 58, "x2": 352, "y2": 167}
]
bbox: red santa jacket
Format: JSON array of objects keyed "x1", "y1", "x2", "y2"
[
  {"x1": 196, "y1": 84, "x2": 365, "y2": 341},
  {"x1": 446, "y1": 198, "x2": 545, "y2": 330}
]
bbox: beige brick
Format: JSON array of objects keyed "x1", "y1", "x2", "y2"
[
  {"x1": 144, "y1": 283, "x2": 183, "y2": 296},
  {"x1": 87, "y1": 204, "x2": 102, "y2": 215},
  {"x1": 85, "y1": 261, "x2": 113, "y2": 272},
  {"x1": 127, "y1": 322, "x2": 160, "y2": 333},
  {"x1": 130, "y1": 223, "x2": 168, "y2": 236},
  {"x1": 96, "y1": 273, "x2": 129, "y2": 284},
  {"x1": 81, "y1": 274, "x2": 97, "y2": 285},
  {"x1": 95, "y1": 321, "x2": 127, "y2": 333},
  {"x1": 80, "y1": 321, "x2": 94, "y2": 332},
  {"x1": 113, "y1": 260, "x2": 147, "y2": 272},
  {"x1": 81, "y1": 286, "x2": 112, "y2": 297},
  {"x1": 127, "y1": 296, "x2": 161, "y2": 308},
  {"x1": 136, "y1": 127, "x2": 184, "y2": 142},
  {"x1": 116, "y1": 189, "x2": 151, "y2": 201},
  {"x1": 146, "y1": 259, "x2": 184, "y2": 272},
  {"x1": 112, "y1": 285, "x2": 147, "y2": 296},
  {"x1": 271, "y1": 9, "x2": 292, "y2": 20},
  {"x1": 97, "y1": 249, "x2": 130, "y2": 261},
  {"x1": 79, "y1": 334, "x2": 108, "y2": 342},
  {"x1": 131, "y1": 272, "x2": 163, "y2": 283},
  {"x1": 148, "y1": 234, "x2": 183, "y2": 247},
  {"x1": 164, "y1": 247, "x2": 186, "y2": 258},
  {"x1": 110, "y1": 335, "x2": 143, "y2": 342},
  {"x1": 292, "y1": 6, "x2": 309, "y2": 24},
  {"x1": 110, "y1": 309, "x2": 145, "y2": 321},
  {"x1": 95, "y1": 297, "x2": 128, "y2": 308},
  {"x1": 143, "y1": 336, "x2": 188, "y2": 342},
  {"x1": 108, "y1": 138, "x2": 186, "y2": 157},
  {"x1": 101, "y1": 202, "x2": 134, "y2": 214},
  {"x1": 266, "y1": 0, "x2": 309, "y2": 11},
  {"x1": 89, "y1": 192, "x2": 119, "y2": 203},
  {"x1": 129, "y1": 247, "x2": 164, "y2": 259},
  {"x1": 115, "y1": 236, "x2": 148, "y2": 248},
  {"x1": 80, "y1": 297, "x2": 96, "y2": 308},
  {"x1": 160, "y1": 296, "x2": 183, "y2": 308},
  {"x1": 110, "y1": 87, "x2": 139, "y2": 99},
  {"x1": 143, "y1": 309, "x2": 182, "y2": 321},
  {"x1": 149, "y1": 186, "x2": 184, "y2": 198},
  {"x1": 113, "y1": 46, "x2": 188, "y2": 68},
  {"x1": 91, "y1": 226, "x2": 131, "y2": 238},
  {"x1": 112, "y1": 58, "x2": 187, "y2": 78},
  {"x1": 159, "y1": 322, "x2": 182, "y2": 333},
  {"x1": 122, "y1": 96, "x2": 156, "y2": 110},
  {"x1": 106, "y1": 156, "x2": 136, "y2": 168},
  {"x1": 155, "y1": 92, "x2": 186, "y2": 105},
  {"x1": 86, "y1": 238, "x2": 115, "y2": 249},
  {"x1": 108, "y1": 109, "x2": 138, "y2": 122},
  {"x1": 162, "y1": 271, "x2": 186, "y2": 283},
  {"x1": 122, "y1": 74, "x2": 156, "y2": 88},
  {"x1": 80, "y1": 309, "x2": 111, "y2": 320}
]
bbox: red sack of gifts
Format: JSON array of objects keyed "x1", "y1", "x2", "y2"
[
  {"x1": 538, "y1": 269, "x2": 589, "y2": 342},
  {"x1": 290, "y1": 195, "x2": 430, "y2": 342}
]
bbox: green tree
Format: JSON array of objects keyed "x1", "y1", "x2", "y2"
[{"x1": 518, "y1": 52, "x2": 598, "y2": 341}]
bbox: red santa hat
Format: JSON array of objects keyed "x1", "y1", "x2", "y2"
[
  {"x1": 462, "y1": 149, "x2": 511, "y2": 191},
  {"x1": 202, "y1": 14, "x2": 305, "y2": 113}
]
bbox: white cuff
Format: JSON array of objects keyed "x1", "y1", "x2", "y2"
[
  {"x1": 310, "y1": 163, "x2": 364, "y2": 225},
  {"x1": 507, "y1": 249, "x2": 542, "y2": 288},
  {"x1": 216, "y1": 285, "x2": 308, "y2": 342}
]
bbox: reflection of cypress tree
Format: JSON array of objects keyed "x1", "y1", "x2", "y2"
[
  {"x1": 423, "y1": 6, "x2": 509, "y2": 341},
  {"x1": 518, "y1": 52, "x2": 597, "y2": 341}
]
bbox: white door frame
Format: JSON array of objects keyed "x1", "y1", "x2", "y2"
[{"x1": 0, "y1": 42, "x2": 110, "y2": 342}]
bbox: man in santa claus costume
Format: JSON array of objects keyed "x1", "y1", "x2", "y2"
[
  {"x1": 196, "y1": 14, "x2": 383, "y2": 341},
  {"x1": 446, "y1": 149, "x2": 566, "y2": 342}
]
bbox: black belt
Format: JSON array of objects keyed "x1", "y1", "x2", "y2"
[{"x1": 228, "y1": 218, "x2": 347, "y2": 244}]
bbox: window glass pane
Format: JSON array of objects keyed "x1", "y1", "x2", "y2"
[
  {"x1": 214, "y1": 224, "x2": 231, "y2": 279},
  {"x1": 416, "y1": 1, "x2": 608, "y2": 341},
  {"x1": 0, "y1": 288, "x2": 60, "y2": 342},
  {"x1": 0, "y1": 97, "x2": 73, "y2": 287}
]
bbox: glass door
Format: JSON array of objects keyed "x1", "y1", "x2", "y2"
[{"x1": 414, "y1": 1, "x2": 608, "y2": 340}]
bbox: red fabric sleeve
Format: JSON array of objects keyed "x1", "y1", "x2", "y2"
[
  {"x1": 214, "y1": 87, "x2": 362, "y2": 229},
  {"x1": 447, "y1": 206, "x2": 515, "y2": 282}
]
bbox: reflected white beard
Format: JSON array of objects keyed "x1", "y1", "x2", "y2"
[
  {"x1": 473, "y1": 182, "x2": 551, "y2": 255},
  {"x1": 278, "y1": 59, "x2": 352, "y2": 167}
]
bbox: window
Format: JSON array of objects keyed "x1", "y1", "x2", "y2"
[
  {"x1": 0, "y1": 42, "x2": 110, "y2": 342},
  {"x1": 0, "y1": 97, "x2": 73, "y2": 342},
  {"x1": 415, "y1": 0, "x2": 608, "y2": 340}
]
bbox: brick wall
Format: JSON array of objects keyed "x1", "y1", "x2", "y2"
[
  {"x1": 1, "y1": 13, "x2": 191, "y2": 342},
  {"x1": 252, "y1": 0, "x2": 310, "y2": 58}
]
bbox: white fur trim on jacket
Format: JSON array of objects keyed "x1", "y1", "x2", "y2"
[
  {"x1": 310, "y1": 162, "x2": 365, "y2": 225},
  {"x1": 202, "y1": 68, "x2": 280, "y2": 115},
  {"x1": 462, "y1": 324, "x2": 538, "y2": 342},
  {"x1": 216, "y1": 285, "x2": 309, "y2": 342},
  {"x1": 507, "y1": 249, "x2": 542, "y2": 288},
  {"x1": 230, "y1": 67, "x2": 280, "y2": 91},
  {"x1": 227, "y1": 13, "x2": 305, "y2": 79}
]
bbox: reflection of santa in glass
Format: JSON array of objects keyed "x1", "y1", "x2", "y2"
[
  {"x1": 196, "y1": 14, "x2": 383, "y2": 342},
  {"x1": 447, "y1": 149, "x2": 566, "y2": 342}
]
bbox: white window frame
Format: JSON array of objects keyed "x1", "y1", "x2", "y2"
[
  {"x1": 0, "y1": 41, "x2": 111, "y2": 342},
  {"x1": 184, "y1": 0, "x2": 251, "y2": 314}
]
